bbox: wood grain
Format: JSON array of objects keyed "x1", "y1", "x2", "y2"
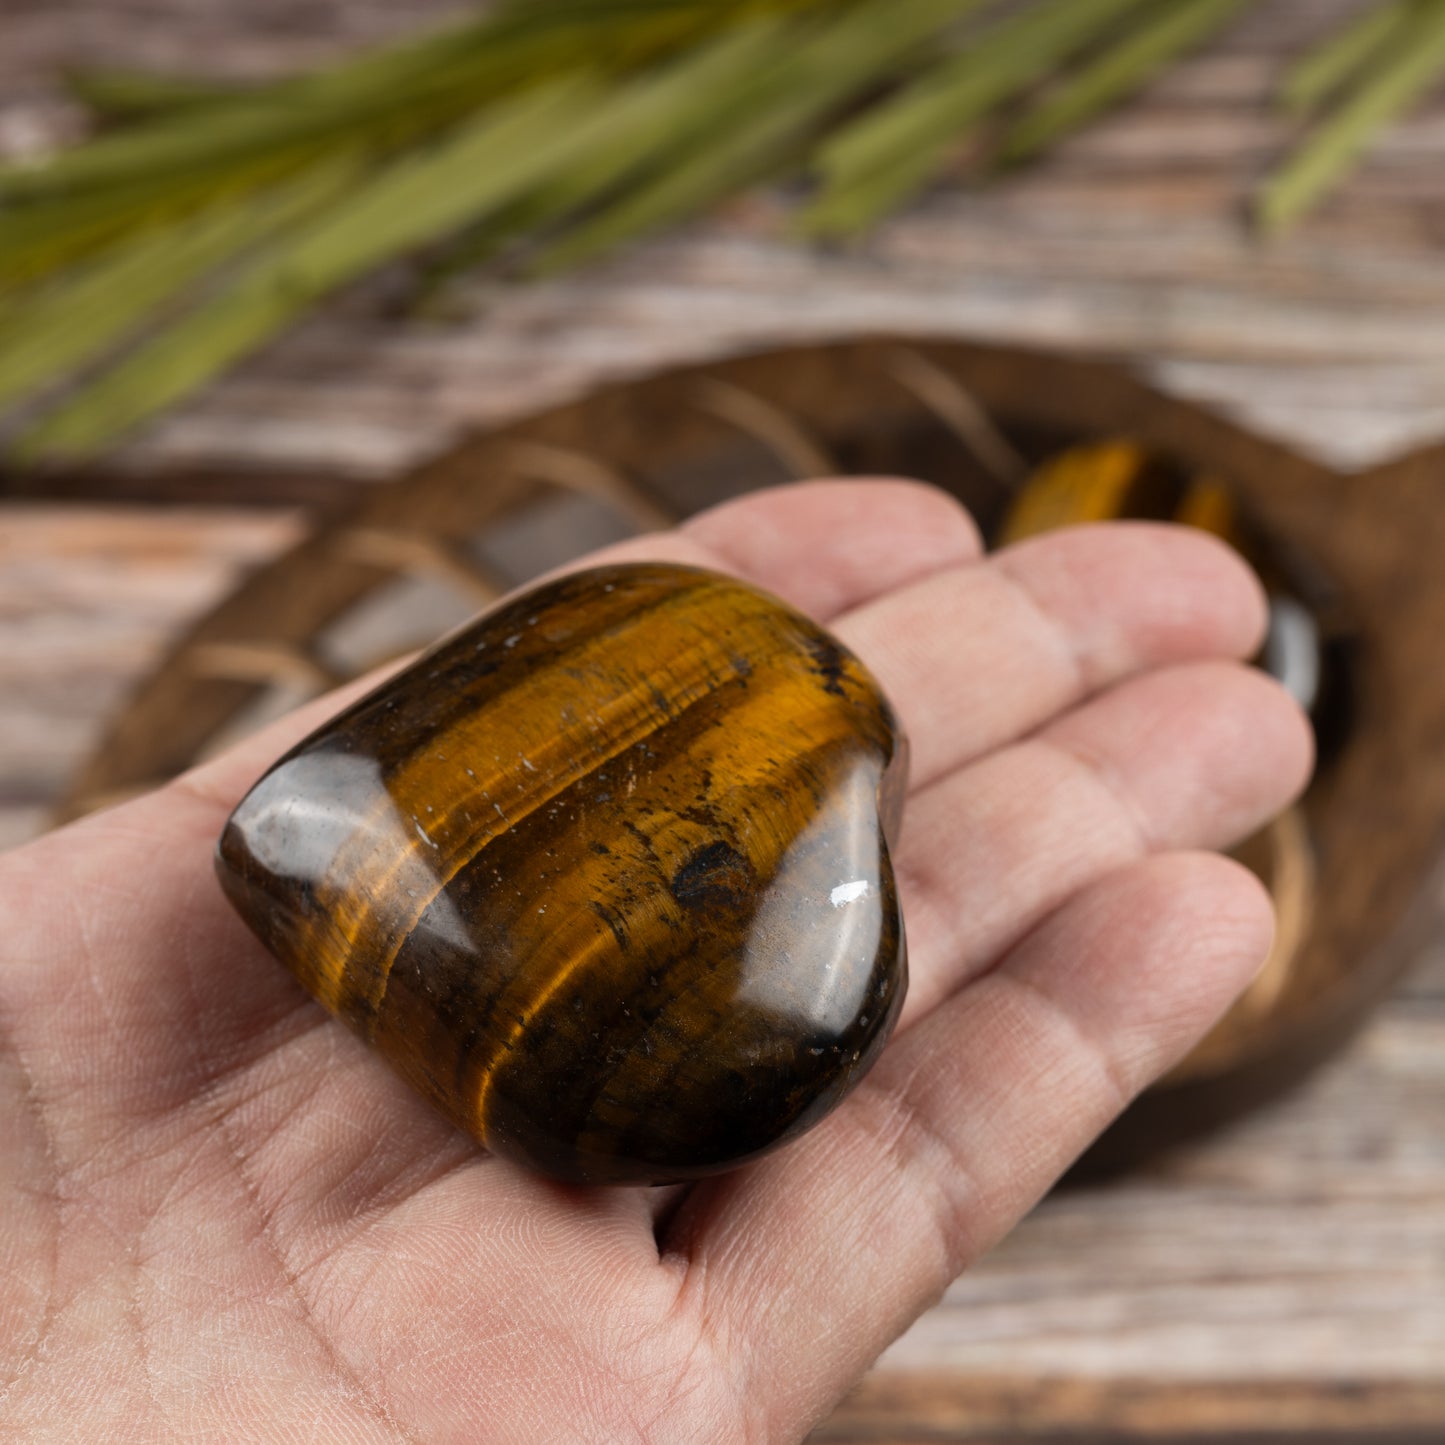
[{"x1": 0, "y1": 506, "x2": 302, "y2": 845}]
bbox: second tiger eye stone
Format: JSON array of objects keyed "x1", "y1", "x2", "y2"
[{"x1": 216, "y1": 562, "x2": 907, "y2": 1185}]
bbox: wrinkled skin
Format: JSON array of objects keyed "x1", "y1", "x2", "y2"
[{"x1": 0, "y1": 481, "x2": 1311, "y2": 1443}]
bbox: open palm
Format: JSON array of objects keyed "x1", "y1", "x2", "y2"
[{"x1": 0, "y1": 480, "x2": 1311, "y2": 1442}]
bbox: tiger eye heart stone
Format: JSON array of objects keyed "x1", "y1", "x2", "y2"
[{"x1": 216, "y1": 562, "x2": 908, "y2": 1185}]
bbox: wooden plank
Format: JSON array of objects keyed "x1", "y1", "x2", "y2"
[
  {"x1": 0, "y1": 505, "x2": 303, "y2": 827},
  {"x1": 818, "y1": 1378, "x2": 1445, "y2": 1443}
]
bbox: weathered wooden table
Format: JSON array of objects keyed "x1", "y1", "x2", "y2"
[{"x1": 4, "y1": 3, "x2": 1444, "y2": 1438}]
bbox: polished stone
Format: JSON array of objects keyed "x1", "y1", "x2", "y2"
[{"x1": 216, "y1": 562, "x2": 908, "y2": 1184}]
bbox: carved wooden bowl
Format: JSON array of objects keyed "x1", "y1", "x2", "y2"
[{"x1": 55, "y1": 338, "x2": 1445, "y2": 1168}]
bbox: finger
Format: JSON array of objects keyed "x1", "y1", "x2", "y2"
[
  {"x1": 173, "y1": 477, "x2": 978, "y2": 813},
  {"x1": 665, "y1": 476, "x2": 981, "y2": 619},
  {"x1": 672, "y1": 852, "x2": 1275, "y2": 1440},
  {"x1": 831, "y1": 522, "x2": 1268, "y2": 790},
  {"x1": 896, "y1": 660, "x2": 1312, "y2": 1026}
]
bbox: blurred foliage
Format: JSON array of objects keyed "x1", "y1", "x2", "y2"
[{"x1": 2, "y1": 0, "x2": 1443, "y2": 462}]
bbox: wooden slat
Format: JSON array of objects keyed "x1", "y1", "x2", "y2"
[{"x1": 0, "y1": 505, "x2": 302, "y2": 820}]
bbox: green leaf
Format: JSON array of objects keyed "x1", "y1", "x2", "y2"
[
  {"x1": 0, "y1": 142, "x2": 332, "y2": 289},
  {"x1": 1257, "y1": 2, "x2": 1445, "y2": 233},
  {"x1": 0, "y1": 1, "x2": 802, "y2": 204},
  {"x1": 411, "y1": 15, "x2": 803, "y2": 302},
  {"x1": 1280, "y1": 0, "x2": 1418, "y2": 117},
  {"x1": 1001, "y1": 0, "x2": 1248, "y2": 164},
  {"x1": 62, "y1": 67, "x2": 252, "y2": 122},
  {"x1": 0, "y1": 158, "x2": 358, "y2": 412},
  {"x1": 799, "y1": 0, "x2": 1156, "y2": 237},
  {"x1": 535, "y1": 0, "x2": 991, "y2": 274},
  {"x1": 16, "y1": 77, "x2": 609, "y2": 459},
  {"x1": 528, "y1": 16, "x2": 794, "y2": 218},
  {"x1": 2, "y1": 1, "x2": 843, "y2": 450},
  {"x1": 0, "y1": 49, "x2": 481, "y2": 204}
]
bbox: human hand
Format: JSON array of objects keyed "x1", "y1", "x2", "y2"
[{"x1": 0, "y1": 480, "x2": 1311, "y2": 1442}]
